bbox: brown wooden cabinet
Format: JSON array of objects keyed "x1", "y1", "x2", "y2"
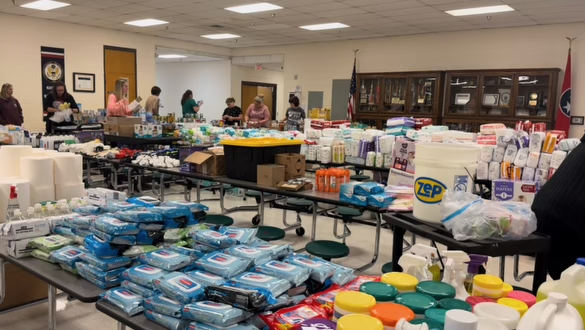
[{"x1": 442, "y1": 69, "x2": 560, "y2": 132}]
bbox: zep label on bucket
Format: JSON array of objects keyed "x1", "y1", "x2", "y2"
[{"x1": 415, "y1": 177, "x2": 447, "y2": 204}]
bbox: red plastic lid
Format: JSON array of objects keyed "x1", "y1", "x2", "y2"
[
  {"x1": 466, "y1": 296, "x2": 496, "y2": 308},
  {"x1": 507, "y1": 291, "x2": 537, "y2": 307}
]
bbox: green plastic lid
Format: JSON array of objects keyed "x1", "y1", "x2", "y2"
[
  {"x1": 359, "y1": 282, "x2": 398, "y2": 302},
  {"x1": 411, "y1": 318, "x2": 443, "y2": 330},
  {"x1": 416, "y1": 281, "x2": 456, "y2": 300},
  {"x1": 425, "y1": 308, "x2": 448, "y2": 325},
  {"x1": 438, "y1": 298, "x2": 473, "y2": 312},
  {"x1": 394, "y1": 293, "x2": 438, "y2": 315}
]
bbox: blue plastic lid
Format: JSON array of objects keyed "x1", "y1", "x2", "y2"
[
  {"x1": 577, "y1": 258, "x2": 585, "y2": 266},
  {"x1": 425, "y1": 308, "x2": 448, "y2": 325}
]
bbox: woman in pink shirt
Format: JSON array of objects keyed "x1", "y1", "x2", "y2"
[
  {"x1": 107, "y1": 79, "x2": 131, "y2": 116},
  {"x1": 245, "y1": 95, "x2": 271, "y2": 128}
]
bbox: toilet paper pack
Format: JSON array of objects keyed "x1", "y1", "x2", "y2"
[
  {"x1": 550, "y1": 151, "x2": 567, "y2": 169},
  {"x1": 538, "y1": 153, "x2": 552, "y2": 170},
  {"x1": 522, "y1": 167, "x2": 535, "y2": 181}
]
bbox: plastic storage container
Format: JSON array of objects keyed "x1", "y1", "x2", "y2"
[
  {"x1": 337, "y1": 314, "x2": 384, "y2": 330},
  {"x1": 517, "y1": 292, "x2": 584, "y2": 330},
  {"x1": 333, "y1": 291, "x2": 377, "y2": 321},
  {"x1": 472, "y1": 275, "x2": 503, "y2": 299},
  {"x1": 537, "y1": 258, "x2": 585, "y2": 323},
  {"x1": 382, "y1": 273, "x2": 419, "y2": 293},
  {"x1": 370, "y1": 303, "x2": 415, "y2": 329}
]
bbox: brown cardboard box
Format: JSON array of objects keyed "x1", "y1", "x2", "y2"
[
  {"x1": 185, "y1": 149, "x2": 226, "y2": 176},
  {"x1": 275, "y1": 153, "x2": 306, "y2": 180},
  {"x1": 257, "y1": 164, "x2": 285, "y2": 187},
  {"x1": 0, "y1": 264, "x2": 48, "y2": 311},
  {"x1": 105, "y1": 123, "x2": 135, "y2": 137},
  {"x1": 106, "y1": 116, "x2": 141, "y2": 126},
  {"x1": 277, "y1": 180, "x2": 313, "y2": 191}
]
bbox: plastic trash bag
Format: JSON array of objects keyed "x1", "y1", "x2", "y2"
[
  {"x1": 100, "y1": 288, "x2": 144, "y2": 316},
  {"x1": 441, "y1": 190, "x2": 538, "y2": 241}
]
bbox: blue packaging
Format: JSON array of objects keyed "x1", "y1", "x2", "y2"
[
  {"x1": 354, "y1": 182, "x2": 384, "y2": 196},
  {"x1": 187, "y1": 322, "x2": 259, "y2": 330},
  {"x1": 139, "y1": 249, "x2": 193, "y2": 271},
  {"x1": 224, "y1": 246, "x2": 272, "y2": 266},
  {"x1": 136, "y1": 230, "x2": 164, "y2": 245},
  {"x1": 102, "y1": 201, "x2": 140, "y2": 213},
  {"x1": 367, "y1": 194, "x2": 396, "y2": 208},
  {"x1": 121, "y1": 280, "x2": 157, "y2": 298},
  {"x1": 162, "y1": 201, "x2": 209, "y2": 213},
  {"x1": 151, "y1": 206, "x2": 194, "y2": 220},
  {"x1": 144, "y1": 310, "x2": 190, "y2": 330},
  {"x1": 94, "y1": 216, "x2": 140, "y2": 235},
  {"x1": 218, "y1": 227, "x2": 257, "y2": 245},
  {"x1": 144, "y1": 293, "x2": 183, "y2": 318},
  {"x1": 67, "y1": 215, "x2": 98, "y2": 229},
  {"x1": 185, "y1": 270, "x2": 226, "y2": 287},
  {"x1": 100, "y1": 288, "x2": 144, "y2": 316},
  {"x1": 283, "y1": 255, "x2": 334, "y2": 283},
  {"x1": 122, "y1": 265, "x2": 169, "y2": 289},
  {"x1": 170, "y1": 246, "x2": 205, "y2": 260},
  {"x1": 252, "y1": 260, "x2": 310, "y2": 287},
  {"x1": 183, "y1": 301, "x2": 252, "y2": 327},
  {"x1": 50, "y1": 246, "x2": 86, "y2": 269},
  {"x1": 114, "y1": 210, "x2": 163, "y2": 223},
  {"x1": 72, "y1": 227, "x2": 91, "y2": 238},
  {"x1": 123, "y1": 245, "x2": 159, "y2": 257},
  {"x1": 153, "y1": 272, "x2": 206, "y2": 304},
  {"x1": 84, "y1": 234, "x2": 121, "y2": 258},
  {"x1": 194, "y1": 252, "x2": 251, "y2": 279},
  {"x1": 164, "y1": 217, "x2": 190, "y2": 229},
  {"x1": 89, "y1": 227, "x2": 136, "y2": 245},
  {"x1": 75, "y1": 262, "x2": 125, "y2": 289},
  {"x1": 248, "y1": 240, "x2": 293, "y2": 259},
  {"x1": 339, "y1": 193, "x2": 368, "y2": 207},
  {"x1": 72, "y1": 205, "x2": 101, "y2": 216},
  {"x1": 127, "y1": 196, "x2": 161, "y2": 207},
  {"x1": 138, "y1": 222, "x2": 164, "y2": 231},
  {"x1": 80, "y1": 252, "x2": 131, "y2": 271},
  {"x1": 53, "y1": 226, "x2": 75, "y2": 238},
  {"x1": 193, "y1": 230, "x2": 237, "y2": 249},
  {"x1": 231, "y1": 272, "x2": 291, "y2": 298},
  {"x1": 192, "y1": 243, "x2": 217, "y2": 253},
  {"x1": 312, "y1": 257, "x2": 355, "y2": 286}
]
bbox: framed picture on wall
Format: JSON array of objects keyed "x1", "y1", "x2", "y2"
[{"x1": 73, "y1": 72, "x2": 95, "y2": 93}]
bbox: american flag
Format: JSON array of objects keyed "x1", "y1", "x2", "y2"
[{"x1": 347, "y1": 56, "x2": 357, "y2": 121}]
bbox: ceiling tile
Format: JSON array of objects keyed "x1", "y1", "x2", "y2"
[
  {"x1": 313, "y1": 7, "x2": 368, "y2": 18},
  {"x1": 78, "y1": 9, "x2": 121, "y2": 19},
  {"x1": 54, "y1": 5, "x2": 96, "y2": 15},
  {"x1": 81, "y1": 0, "x2": 133, "y2": 9},
  {"x1": 420, "y1": 0, "x2": 478, "y2": 4},
  {"x1": 361, "y1": 0, "x2": 425, "y2": 12},
  {"x1": 378, "y1": 7, "x2": 444, "y2": 17},
  {"x1": 433, "y1": 0, "x2": 509, "y2": 11},
  {"x1": 29, "y1": 12, "x2": 71, "y2": 19},
  {"x1": 341, "y1": 0, "x2": 406, "y2": 5},
  {"x1": 249, "y1": 23, "x2": 293, "y2": 30},
  {"x1": 137, "y1": 0, "x2": 196, "y2": 9},
  {"x1": 519, "y1": 4, "x2": 585, "y2": 15},
  {"x1": 294, "y1": 2, "x2": 351, "y2": 13}
]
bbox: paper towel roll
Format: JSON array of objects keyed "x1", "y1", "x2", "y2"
[
  {"x1": 31, "y1": 185, "x2": 55, "y2": 204},
  {"x1": 0, "y1": 178, "x2": 31, "y2": 211},
  {"x1": 320, "y1": 147, "x2": 332, "y2": 164},
  {"x1": 53, "y1": 153, "x2": 83, "y2": 184},
  {"x1": 20, "y1": 156, "x2": 55, "y2": 187},
  {"x1": 32, "y1": 149, "x2": 58, "y2": 156},
  {"x1": 56, "y1": 183, "x2": 85, "y2": 201},
  {"x1": 375, "y1": 152, "x2": 384, "y2": 168},
  {"x1": 0, "y1": 145, "x2": 33, "y2": 178}
]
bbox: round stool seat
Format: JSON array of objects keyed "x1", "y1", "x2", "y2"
[
  {"x1": 287, "y1": 198, "x2": 313, "y2": 207},
  {"x1": 306, "y1": 240, "x2": 350, "y2": 260},
  {"x1": 338, "y1": 206, "x2": 362, "y2": 217},
  {"x1": 245, "y1": 190, "x2": 262, "y2": 197},
  {"x1": 381, "y1": 262, "x2": 393, "y2": 274},
  {"x1": 222, "y1": 184, "x2": 232, "y2": 189},
  {"x1": 202, "y1": 215, "x2": 234, "y2": 227},
  {"x1": 350, "y1": 174, "x2": 371, "y2": 182},
  {"x1": 256, "y1": 226, "x2": 285, "y2": 242}
]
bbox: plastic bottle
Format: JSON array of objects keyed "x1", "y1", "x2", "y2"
[
  {"x1": 442, "y1": 251, "x2": 471, "y2": 300},
  {"x1": 316, "y1": 169, "x2": 326, "y2": 192},
  {"x1": 5, "y1": 185, "x2": 20, "y2": 222},
  {"x1": 537, "y1": 258, "x2": 585, "y2": 323},
  {"x1": 517, "y1": 292, "x2": 583, "y2": 330},
  {"x1": 329, "y1": 169, "x2": 339, "y2": 193},
  {"x1": 399, "y1": 254, "x2": 432, "y2": 281},
  {"x1": 409, "y1": 244, "x2": 441, "y2": 281},
  {"x1": 464, "y1": 254, "x2": 489, "y2": 294},
  {"x1": 444, "y1": 310, "x2": 477, "y2": 330},
  {"x1": 26, "y1": 207, "x2": 35, "y2": 219},
  {"x1": 46, "y1": 203, "x2": 56, "y2": 217},
  {"x1": 34, "y1": 203, "x2": 43, "y2": 218},
  {"x1": 10, "y1": 209, "x2": 24, "y2": 221}
]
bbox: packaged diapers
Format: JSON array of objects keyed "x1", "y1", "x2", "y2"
[
  {"x1": 144, "y1": 310, "x2": 190, "y2": 330},
  {"x1": 75, "y1": 262, "x2": 125, "y2": 289},
  {"x1": 139, "y1": 249, "x2": 192, "y2": 271},
  {"x1": 100, "y1": 288, "x2": 144, "y2": 316},
  {"x1": 114, "y1": 210, "x2": 163, "y2": 223},
  {"x1": 153, "y1": 272, "x2": 206, "y2": 304},
  {"x1": 252, "y1": 260, "x2": 310, "y2": 287},
  {"x1": 144, "y1": 293, "x2": 183, "y2": 318},
  {"x1": 194, "y1": 252, "x2": 251, "y2": 279},
  {"x1": 80, "y1": 252, "x2": 131, "y2": 271},
  {"x1": 182, "y1": 301, "x2": 252, "y2": 327},
  {"x1": 121, "y1": 280, "x2": 157, "y2": 298},
  {"x1": 231, "y1": 272, "x2": 292, "y2": 298},
  {"x1": 122, "y1": 265, "x2": 169, "y2": 289},
  {"x1": 185, "y1": 270, "x2": 226, "y2": 288},
  {"x1": 94, "y1": 216, "x2": 140, "y2": 235},
  {"x1": 193, "y1": 230, "x2": 237, "y2": 249},
  {"x1": 224, "y1": 245, "x2": 272, "y2": 266}
]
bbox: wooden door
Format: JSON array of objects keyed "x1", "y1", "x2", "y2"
[
  {"x1": 258, "y1": 86, "x2": 273, "y2": 118},
  {"x1": 242, "y1": 85, "x2": 258, "y2": 117},
  {"x1": 104, "y1": 46, "x2": 137, "y2": 107}
]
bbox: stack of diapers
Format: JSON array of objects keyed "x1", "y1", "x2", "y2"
[
  {"x1": 282, "y1": 254, "x2": 334, "y2": 283},
  {"x1": 144, "y1": 293, "x2": 183, "y2": 318},
  {"x1": 183, "y1": 301, "x2": 253, "y2": 327},
  {"x1": 122, "y1": 264, "x2": 169, "y2": 289},
  {"x1": 193, "y1": 251, "x2": 251, "y2": 278},
  {"x1": 224, "y1": 246, "x2": 272, "y2": 266},
  {"x1": 75, "y1": 262, "x2": 125, "y2": 289},
  {"x1": 121, "y1": 280, "x2": 158, "y2": 298},
  {"x1": 152, "y1": 272, "x2": 205, "y2": 304},
  {"x1": 193, "y1": 230, "x2": 237, "y2": 249},
  {"x1": 252, "y1": 260, "x2": 310, "y2": 287},
  {"x1": 100, "y1": 288, "x2": 144, "y2": 316},
  {"x1": 231, "y1": 272, "x2": 291, "y2": 298},
  {"x1": 139, "y1": 249, "x2": 192, "y2": 271}
]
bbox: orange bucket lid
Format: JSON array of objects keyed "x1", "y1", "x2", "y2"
[{"x1": 370, "y1": 303, "x2": 415, "y2": 327}]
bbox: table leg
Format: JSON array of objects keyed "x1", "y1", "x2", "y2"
[
  {"x1": 159, "y1": 172, "x2": 165, "y2": 202},
  {"x1": 197, "y1": 180, "x2": 201, "y2": 204},
  {"x1": 533, "y1": 251, "x2": 549, "y2": 293},
  {"x1": 259, "y1": 193, "x2": 265, "y2": 226},
  {"x1": 357, "y1": 212, "x2": 381, "y2": 272},
  {"x1": 0, "y1": 258, "x2": 5, "y2": 305},
  {"x1": 48, "y1": 285, "x2": 56, "y2": 330},
  {"x1": 117, "y1": 322, "x2": 127, "y2": 330},
  {"x1": 310, "y1": 202, "x2": 318, "y2": 242},
  {"x1": 127, "y1": 168, "x2": 133, "y2": 196},
  {"x1": 392, "y1": 225, "x2": 407, "y2": 272}
]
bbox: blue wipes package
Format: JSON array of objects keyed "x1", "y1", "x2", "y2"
[
  {"x1": 192, "y1": 243, "x2": 218, "y2": 253},
  {"x1": 121, "y1": 280, "x2": 157, "y2": 298},
  {"x1": 138, "y1": 222, "x2": 164, "y2": 231},
  {"x1": 144, "y1": 310, "x2": 190, "y2": 330},
  {"x1": 163, "y1": 217, "x2": 190, "y2": 229},
  {"x1": 162, "y1": 201, "x2": 209, "y2": 213},
  {"x1": 170, "y1": 246, "x2": 205, "y2": 260},
  {"x1": 151, "y1": 206, "x2": 194, "y2": 220},
  {"x1": 312, "y1": 257, "x2": 356, "y2": 286},
  {"x1": 123, "y1": 245, "x2": 159, "y2": 257},
  {"x1": 282, "y1": 255, "x2": 335, "y2": 283},
  {"x1": 252, "y1": 260, "x2": 310, "y2": 287},
  {"x1": 122, "y1": 265, "x2": 169, "y2": 289},
  {"x1": 194, "y1": 252, "x2": 251, "y2": 279},
  {"x1": 72, "y1": 227, "x2": 91, "y2": 238},
  {"x1": 114, "y1": 210, "x2": 163, "y2": 223},
  {"x1": 94, "y1": 216, "x2": 140, "y2": 235},
  {"x1": 339, "y1": 192, "x2": 368, "y2": 207},
  {"x1": 231, "y1": 272, "x2": 291, "y2": 298},
  {"x1": 139, "y1": 249, "x2": 193, "y2": 271},
  {"x1": 72, "y1": 205, "x2": 101, "y2": 216},
  {"x1": 53, "y1": 226, "x2": 75, "y2": 238},
  {"x1": 80, "y1": 252, "x2": 131, "y2": 271},
  {"x1": 218, "y1": 227, "x2": 258, "y2": 245},
  {"x1": 153, "y1": 272, "x2": 206, "y2": 305},
  {"x1": 144, "y1": 293, "x2": 183, "y2": 318},
  {"x1": 84, "y1": 234, "x2": 121, "y2": 258},
  {"x1": 67, "y1": 215, "x2": 98, "y2": 229},
  {"x1": 75, "y1": 262, "x2": 125, "y2": 289},
  {"x1": 224, "y1": 246, "x2": 272, "y2": 266},
  {"x1": 50, "y1": 246, "x2": 86, "y2": 268},
  {"x1": 185, "y1": 270, "x2": 226, "y2": 287},
  {"x1": 367, "y1": 194, "x2": 396, "y2": 208},
  {"x1": 248, "y1": 240, "x2": 293, "y2": 260},
  {"x1": 193, "y1": 230, "x2": 237, "y2": 249},
  {"x1": 100, "y1": 288, "x2": 144, "y2": 316},
  {"x1": 102, "y1": 201, "x2": 140, "y2": 213},
  {"x1": 187, "y1": 321, "x2": 259, "y2": 330},
  {"x1": 354, "y1": 182, "x2": 384, "y2": 196},
  {"x1": 183, "y1": 301, "x2": 252, "y2": 327},
  {"x1": 127, "y1": 196, "x2": 161, "y2": 207},
  {"x1": 89, "y1": 227, "x2": 136, "y2": 245},
  {"x1": 136, "y1": 230, "x2": 164, "y2": 245}
]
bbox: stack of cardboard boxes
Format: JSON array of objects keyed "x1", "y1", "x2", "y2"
[{"x1": 104, "y1": 116, "x2": 141, "y2": 137}]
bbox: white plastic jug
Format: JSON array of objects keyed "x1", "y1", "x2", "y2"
[
  {"x1": 537, "y1": 258, "x2": 585, "y2": 323},
  {"x1": 477, "y1": 318, "x2": 507, "y2": 330},
  {"x1": 517, "y1": 292, "x2": 583, "y2": 330}
]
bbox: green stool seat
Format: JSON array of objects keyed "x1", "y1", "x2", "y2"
[
  {"x1": 202, "y1": 215, "x2": 234, "y2": 227},
  {"x1": 382, "y1": 262, "x2": 393, "y2": 274},
  {"x1": 245, "y1": 190, "x2": 262, "y2": 197},
  {"x1": 306, "y1": 240, "x2": 350, "y2": 260},
  {"x1": 338, "y1": 206, "x2": 362, "y2": 217},
  {"x1": 222, "y1": 184, "x2": 232, "y2": 189},
  {"x1": 287, "y1": 198, "x2": 313, "y2": 207},
  {"x1": 350, "y1": 174, "x2": 371, "y2": 182},
  {"x1": 256, "y1": 226, "x2": 285, "y2": 242}
]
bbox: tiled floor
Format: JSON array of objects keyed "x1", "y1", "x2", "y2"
[{"x1": 0, "y1": 187, "x2": 539, "y2": 330}]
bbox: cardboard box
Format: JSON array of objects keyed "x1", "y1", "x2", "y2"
[
  {"x1": 0, "y1": 219, "x2": 50, "y2": 240},
  {"x1": 105, "y1": 123, "x2": 135, "y2": 137},
  {"x1": 86, "y1": 188, "x2": 128, "y2": 206},
  {"x1": 184, "y1": 149, "x2": 226, "y2": 176},
  {"x1": 388, "y1": 168, "x2": 415, "y2": 187},
  {"x1": 257, "y1": 164, "x2": 285, "y2": 187},
  {"x1": 1, "y1": 238, "x2": 35, "y2": 258},
  {"x1": 491, "y1": 180, "x2": 541, "y2": 205},
  {"x1": 0, "y1": 263, "x2": 48, "y2": 311},
  {"x1": 106, "y1": 116, "x2": 141, "y2": 126},
  {"x1": 391, "y1": 138, "x2": 416, "y2": 174},
  {"x1": 134, "y1": 124, "x2": 146, "y2": 138},
  {"x1": 275, "y1": 153, "x2": 306, "y2": 180},
  {"x1": 277, "y1": 179, "x2": 313, "y2": 191}
]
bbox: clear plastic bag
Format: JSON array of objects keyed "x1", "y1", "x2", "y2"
[{"x1": 441, "y1": 190, "x2": 538, "y2": 241}]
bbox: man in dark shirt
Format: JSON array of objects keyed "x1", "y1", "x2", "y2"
[
  {"x1": 222, "y1": 97, "x2": 243, "y2": 126},
  {"x1": 0, "y1": 83, "x2": 24, "y2": 126}
]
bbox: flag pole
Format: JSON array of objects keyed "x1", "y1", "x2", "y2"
[
  {"x1": 567, "y1": 37, "x2": 577, "y2": 50},
  {"x1": 555, "y1": 37, "x2": 576, "y2": 135}
]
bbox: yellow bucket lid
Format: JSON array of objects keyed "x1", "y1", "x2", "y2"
[
  {"x1": 497, "y1": 297, "x2": 528, "y2": 315},
  {"x1": 335, "y1": 292, "x2": 376, "y2": 314},
  {"x1": 220, "y1": 138, "x2": 303, "y2": 147},
  {"x1": 337, "y1": 314, "x2": 383, "y2": 330},
  {"x1": 381, "y1": 272, "x2": 418, "y2": 291},
  {"x1": 474, "y1": 275, "x2": 503, "y2": 290},
  {"x1": 502, "y1": 283, "x2": 513, "y2": 297}
]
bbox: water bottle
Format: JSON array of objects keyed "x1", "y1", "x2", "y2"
[
  {"x1": 10, "y1": 209, "x2": 24, "y2": 221},
  {"x1": 34, "y1": 203, "x2": 43, "y2": 218},
  {"x1": 140, "y1": 108, "x2": 147, "y2": 123},
  {"x1": 26, "y1": 207, "x2": 35, "y2": 219}
]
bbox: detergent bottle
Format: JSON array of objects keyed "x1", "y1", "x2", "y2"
[
  {"x1": 517, "y1": 292, "x2": 583, "y2": 330},
  {"x1": 399, "y1": 254, "x2": 432, "y2": 281},
  {"x1": 442, "y1": 250, "x2": 471, "y2": 300},
  {"x1": 464, "y1": 254, "x2": 489, "y2": 294},
  {"x1": 537, "y1": 258, "x2": 585, "y2": 323},
  {"x1": 409, "y1": 244, "x2": 441, "y2": 281}
]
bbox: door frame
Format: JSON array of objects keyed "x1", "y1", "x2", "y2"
[
  {"x1": 241, "y1": 81, "x2": 278, "y2": 120},
  {"x1": 103, "y1": 45, "x2": 137, "y2": 108}
]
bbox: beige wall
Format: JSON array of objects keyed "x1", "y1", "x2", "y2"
[
  {"x1": 0, "y1": 13, "x2": 229, "y2": 131},
  {"x1": 230, "y1": 65, "x2": 285, "y2": 118},
  {"x1": 233, "y1": 23, "x2": 585, "y2": 137}
]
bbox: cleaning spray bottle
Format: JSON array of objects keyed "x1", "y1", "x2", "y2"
[
  {"x1": 442, "y1": 250, "x2": 471, "y2": 300},
  {"x1": 399, "y1": 254, "x2": 432, "y2": 281},
  {"x1": 464, "y1": 254, "x2": 489, "y2": 295},
  {"x1": 409, "y1": 244, "x2": 441, "y2": 281}
]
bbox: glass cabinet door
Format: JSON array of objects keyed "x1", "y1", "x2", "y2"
[
  {"x1": 382, "y1": 77, "x2": 407, "y2": 113},
  {"x1": 516, "y1": 74, "x2": 551, "y2": 118},
  {"x1": 446, "y1": 75, "x2": 479, "y2": 116},
  {"x1": 358, "y1": 77, "x2": 381, "y2": 113},
  {"x1": 410, "y1": 76, "x2": 436, "y2": 114},
  {"x1": 480, "y1": 75, "x2": 513, "y2": 116}
]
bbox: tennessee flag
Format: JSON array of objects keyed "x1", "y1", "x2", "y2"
[{"x1": 555, "y1": 47, "x2": 572, "y2": 135}]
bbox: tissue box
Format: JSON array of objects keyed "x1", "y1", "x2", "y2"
[
  {"x1": 1, "y1": 238, "x2": 35, "y2": 258},
  {"x1": 0, "y1": 219, "x2": 50, "y2": 240},
  {"x1": 492, "y1": 180, "x2": 540, "y2": 205},
  {"x1": 86, "y1": 188, "x2": 128, "y2": 206},
  {"x1": 388, "y1": 168, "x2": 415, "y2": 187},
  {"x1": 391, "y1": 139, "x2": 416, "y2": 174}
]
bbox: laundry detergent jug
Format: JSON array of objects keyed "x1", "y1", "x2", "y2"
[
  {"x1": 537, "y1": 258, "x2": 585, "y2": 323},
  {"x1": 517, "y1": 292, "x2": 583, "y2": 330}
]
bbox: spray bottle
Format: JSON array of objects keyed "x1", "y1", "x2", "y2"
[
  {"x1": 395, "y1": 319, "x2": 429, "y2": 330},
  {"x1": 409, "y1": 244, "x2": 441, "y2": 281},
  {"x1": 464, "y1": 254, "x2": 489, "y2": 294},
  {"x1": 442, "y1": 250, "x2": 471, "y2": 300},
  {"x1": 399, "y1": 254, "x2": 432, "y2": 281}
]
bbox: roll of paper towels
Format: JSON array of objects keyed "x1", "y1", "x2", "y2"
[
  {"x1": 0, "y1": 183, "x2": 10, "y2": 223},
  {"x1": 32, "y1": 148, "x2": 58, "y2": 156},
  {"x1": 0, "y1": 178, "x2": 31, "y2": 211},
  {"x1": 20, "y1": 156, "x2": 55, "y2": 187},
  {"x1": 56, "y1": 183, "x2": 85, "y2": 201},
  {"x1": 53, "y1": 153, "x2": 83, "y2": 184},
  {"x1": 31, "y1": 185, "x2": 55, "y2": 204},
  {"x1": 0, "y1": 145, "x2": 33, "y2": 178}
]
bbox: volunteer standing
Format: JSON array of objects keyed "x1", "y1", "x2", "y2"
[
  {"x1": 145, "y1": 86, "x2": 161, "y2": 115},
  {"x1": 0, "y1": 83, "x2": 24, "y2": 126},
  {"x1": 284, "y1": 96, "x2": 305, "y2": 131},
  {"x1": 222, "y1": 97, "x2": 243, "y2": 126},
  {"x1": 44, "y1": 82, "x2": 79, "y2": 132},
  {"x1": 107, "y1": 79, "x2": 131, "y2": 116},
  {"x1": 181, "y1": 90, "x2": 203, "y2": 117},
  {"x1": 245, "y1": 95, "x2": 271, "y2": 128}
]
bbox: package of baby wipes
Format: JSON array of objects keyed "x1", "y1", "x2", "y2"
[
  {"x1": 76, "y1": 262, "x2": 125, "y2": 289},
  {"x1": 127, "y1": 196, "x2": 161, "y2": 207},
  {"x1": 30, "y1": 235, "x2": 73, "y2": 253},
  {"x1": 31, "y1": 249, "x2": 56, "y2": 263},
  {"x1": 218, "y1": 227, "x2": 257, "y2": 245},
  {"x1": 122, "y1": 265, "x2": 169, "y2": 289},
  {"x1": 311, "y1": 257, "x2": 355, "y2": 286},
  {"x1": 79, "y1": 252, "x2": 131, "y2": 271},
  {"x1": 122, "y1": 245, "x2": 158, "y2": 257},
  {"x1": 151, "y1": 206, "x2": 194, "y2": 220},
  {"x1": 101, "y1": 201, "x2": 140, "y2": 213},
  {"x1": 231, "y1": 272, "x2": 291, "y2": 298},
  {"x1": 162, "y1": 201, "x2": 209, "y2": 219},
  {"x1": 114, "y1": 210, "x2": 163, "y2": 223},
  {"x1": 144, "y1": 293, "x2": 183, "y2": 318},
  {"x1": 50, "y1": 245, "x2": 86, "y2": 269},
  {"x1": 283, "y1": 254, "x2": 334, "y2": 283},
  {"x1": 187, "y1": 321, "x2": 259, "y2": 330},
  {"x1": 121, "y1": 280, "x2": 158, "y2": 298},
  {"x1": 139, "y1": 249, "x2": 192, "y2": 271},
  {"x1": 194, "y1": 252, "x2": 251, "y2": 279},
  {"x1": 89, "y1": 227, "x2": 136, "y2": 245},
  {"x1": 100, "y1": 288, "x2": 144, "y2": 316},
  {"x1": 94, "y1": 216, "x2": 141, "y2": 236},
  {"x1": 248, "y1": 240, "x2": 294, "y2": 260},
  {"x1": 153, "y1": 272, "x2": 206, "y2": 304},
  {"x1": 53, "y1": 226, "x2": 75, "y2": 238},
  {"x1": 183, "y1": 301, "x2": 253, "y2": 327},
  {"x1": 66, "y1": 215, "x2": 98, "y2": 229},
  {"x1": 252, "y1": 260, "x2": 311, "y2": 287},
  {"x1": 224, "y1": 246, "x2": 272, "y2": 266},
  {"x1": 72, "y1": 205, "x2": 102, "y2": 216},
  {"x1": 206, "y1": 282, "x2": 275, "y2": 311},
  {"x1": 144, "y1": 310, "x2": 190, "y2": 330},
  {"x1": 83, "y1": 234, "x2": 122, "y2": 258},
  {"x1": 192, "y1": 243, "x2": 218, "y2": 253},
  {"x1": 193, "y1": 230, "x2": 237, "y2": 249},
  {"x1": 354, "y1": 182, "x2": 384, "y2": 196},
  {"x1": 367, "y1": 194, "x2": 396, "y2": 208},
  {"x1": 185, "y1": 270, "x2": 227, "y2": 287}
]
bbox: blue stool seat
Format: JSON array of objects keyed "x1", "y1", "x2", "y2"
[{"x1": 256, "y1": 226, "x2": 285, "y2": 242}]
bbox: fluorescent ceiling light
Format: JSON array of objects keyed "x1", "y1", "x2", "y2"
[
  {"x1": 21, "y1": 0, "x2": 70, "y2": 11},
  {"x1": 201, "y1": 33, "x2": 241, "y2": 39},
  {"x1": 158, "y1": 54, "x2": 187, "y2": 59},
  {"x1": 446, "y1": 5, "x2": 514, "y2": 16},
  {"x1": 225, "y1": 2, "x2": 283, "y2": 14},
  {"x1": 300, "y1": 22, "x2": 350, "y2": 31},
  {"x1": 124, "y1": 19, "x2": 168, "y2": 27}
]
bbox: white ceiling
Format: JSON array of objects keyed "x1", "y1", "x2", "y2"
[{"x1": 3, "y1": 0, "x2": 585, "y2": 48}]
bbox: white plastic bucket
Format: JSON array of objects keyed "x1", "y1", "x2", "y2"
[{"x1": 413, "y1": 143, "x2": 479, "y2": 223}]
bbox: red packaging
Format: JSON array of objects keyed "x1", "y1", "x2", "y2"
[
  {"x1": 343, "y1": 276, "x2": 381, "y2": 291},
  {"x1": 522, "y1": 120, "x2": 533, "y2": 133},
  {"x1": 260, "y1": 304, "x2": 329, "y2": 330},
  {"x1": 414, "y1": 118, "x2": 432, "y2": 129},
  {"x1": 515, "y1": 121, "x2": 524, "y2": 132},
  {"x1": 532, "y1": 122, "x2": 547, "y2": 133},
  {"x1": 546, "y1": 130, "x2": 567, "y2": 141},
  {"x1": 302, "y1": 286, "x2": 345, "y2": 318}
]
